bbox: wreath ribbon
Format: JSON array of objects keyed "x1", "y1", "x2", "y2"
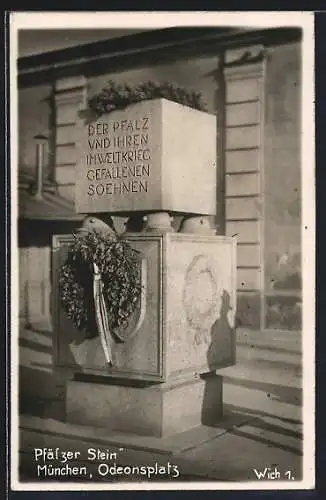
[{"x1": 93, "y1": 262, "x2": 113, "y2": 366}]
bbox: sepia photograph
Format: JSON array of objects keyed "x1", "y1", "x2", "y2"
[{"x1": 9, "y1": 11, "x2": 315, "y2": 491}]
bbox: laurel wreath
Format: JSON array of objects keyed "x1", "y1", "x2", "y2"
[
  {"x1": 183, "y1": 255, "x2": 221, "y2": 345},
  {"x1": 88, "y1": 80, "x2": 207, "y2": 116},
  {"x1": 59, "y1": 230, "x2": 142, "y2": 337}
]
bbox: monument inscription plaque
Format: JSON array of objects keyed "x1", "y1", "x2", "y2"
[{"x1": 75, "y1": 98, "x2": 217, "y2": 215}]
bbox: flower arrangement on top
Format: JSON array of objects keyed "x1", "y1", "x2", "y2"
[{"x1": 88, "y1": 80, "x2": 207, "y2": 117}]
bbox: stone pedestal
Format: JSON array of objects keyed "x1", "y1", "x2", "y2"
[
  {"x1": 66, "y1": 373, "x2": 223, "y2": 438},
  {"x1": 53, "y1": 233, "x2": 236, "y2": 383},
  {"x1": 53, "y1": 95, "x2": 236, "y2": 441},
  {"x1": 53, "y1": 231, "x2": 235, "y2": 438}
]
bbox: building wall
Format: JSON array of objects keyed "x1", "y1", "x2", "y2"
[
  {"x1": 19, "y1": 246, "x2": 51, "y2": 321},
  {"x1": 19, "y1": 220, "x2": 82, "y2": 326},
  {"x1": 264, "y1": 43, "x2": 301, "y2": 330},
  {"x1": 19, "y1": 84, "x2": 52, "y2": 178},
  {"x1": 223, "y1": 50, "x2": 265, "y2": 330},
  {"x1": 17, "y1": 41, "x2": 302, "y2": 331}
]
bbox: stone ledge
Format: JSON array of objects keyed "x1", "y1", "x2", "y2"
[
  {"x1": 236, "y1": 327, "x2": 302, "y2": 355},
  {"x1": 65, "y1": 374, "x2": 224, "y2": 438}
]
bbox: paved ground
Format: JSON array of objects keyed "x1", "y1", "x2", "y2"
[{"x1": 15, "y1": 323, "x2": 309, "y2": 488}]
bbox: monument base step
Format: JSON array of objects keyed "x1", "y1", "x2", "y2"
[{"x1": 66, "y1": 373, "x2": 224, "y2": 438}]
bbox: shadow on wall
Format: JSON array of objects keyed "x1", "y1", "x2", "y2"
[
  {"x1": 19, "y1": 364, "x2": 66, "y2": 421},
  {"x1": 19, "y1": 220, "x2": 83, "y2": 247},
  {"x1": 201, "y1": 290, "x2": 235, "y2": 426},
  {"x1": 207, "y1": 290, "x2": 234, "y2": 371},
  {"x1": 19, "y1": 326, "x2": 65, "y2": 421}
]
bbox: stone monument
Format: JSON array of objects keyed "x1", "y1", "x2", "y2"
[{"x1": 52, "y1": 96, "x2": 236, "y2": 439}]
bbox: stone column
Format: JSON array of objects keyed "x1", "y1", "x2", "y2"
[
  {"x1": 53, "y1": 76, "x2": 87, "y2": 201},
  {"x1": 223, "y1": 45, "x2": 266, "y2": 330}
]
